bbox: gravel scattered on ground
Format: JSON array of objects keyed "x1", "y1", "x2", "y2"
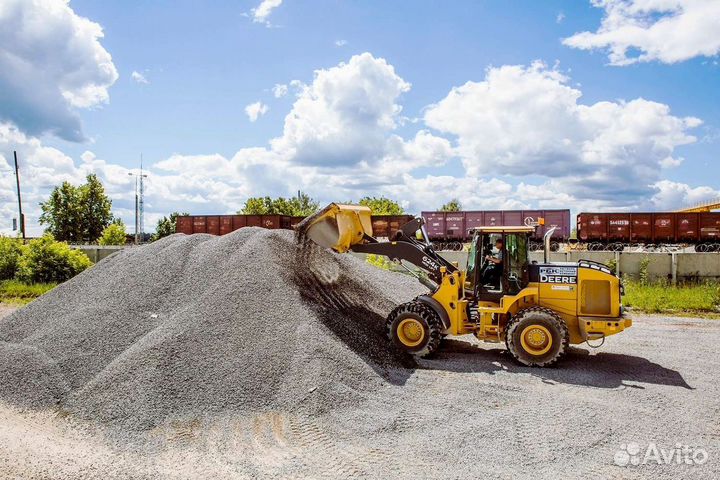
[
  {"x1": 0, "y1": 229, "x2": 718, "y2": 479},
  {"x1": 0, "y1": 228, "x2": 423, "y2": 432}
]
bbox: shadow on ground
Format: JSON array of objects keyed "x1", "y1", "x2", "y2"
[{"x1": 424, "y1": 339, "x2": 692, "y2": 390}]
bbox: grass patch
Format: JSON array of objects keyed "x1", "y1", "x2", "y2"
[
  {"x1": 0, "y1": 280, "x2": 57, "y2": 305},
  {"x1": 623, "y1": 281, "x2": 720, "y2": 315}
]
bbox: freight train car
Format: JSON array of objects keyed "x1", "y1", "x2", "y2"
[
  {"x1": 421, "y1": 210, "x2": 571, "y2": 251},
  {"x1": 176, "y1": 214, "x2": 414, "y2": 240},
  {"x1": 577, "y1": 212, "x2": 720, "y2": 251}
]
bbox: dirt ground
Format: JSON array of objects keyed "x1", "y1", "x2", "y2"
[{"x1": 1, "y1": 304, "x2": 718, "y2": 479}]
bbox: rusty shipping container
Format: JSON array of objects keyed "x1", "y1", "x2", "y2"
[
  {"x1": 176, "y1": 214, "x2": 417, "y2": 238},
  {"x1": 676, "y1": 213, "x2": 698, "y2": 242},
  {"x1": 700, "y1": 213, "x2": 720, "y2": 242},
  {"x1": 577, "y1": 211, "x2": 720, "y2": 245},
  {"x1": 420, "y1": 210, "x2": 571, "y2": 242}
]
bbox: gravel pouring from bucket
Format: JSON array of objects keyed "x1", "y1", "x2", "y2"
[{"x1": 295, "y1": 203, "x2": 373, "y2": 253}]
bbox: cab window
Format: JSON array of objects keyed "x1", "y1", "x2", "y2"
[{"x1": 505, "y1": 233, "x2": 528, "y2": 294}]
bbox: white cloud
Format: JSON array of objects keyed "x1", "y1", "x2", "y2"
[
  {"x1": 272, "y1": 83, "x2": 288, "y2": 98},
  {"x1": 270, "y1": 53, "x2": 413, "y2": 167},
  {"x1": 650, "y1": 180, "x2": 719, "y2": 210},
  {"x1": 131, "y1": 71, "x2": 149, "y2": 84},
  {"x1": 251, "y1": 0, "x2": 283, "y2": 25},
  {"x1": 0, "y1": 0, "x2": 118, "y2": 141},
  {"x1": 556, "y1": 11, "x2": 565, "y2": 24},
  {"x1": 335, "y1": 39, "x2": 348, "y2": 47},
  {"x1": 424, "y1": 61, "x2": 701, "y2": 207},
  {"x1": 2, "y1": 52, "x2": 717, "y2": 235},
  {"x1": 244, "y1": 102, "x2": 269, "y2": 122},
  {"x1": 563, "y1": 0, "x2": 720, "y2": 65}
]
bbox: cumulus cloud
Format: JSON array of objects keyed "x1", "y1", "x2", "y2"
[
  {"x1": 3, "y1": 52, "x2": 717, "y2": 235},
  {"x1": 424, "y1": 61, "x2": 701, "y2": 208},
  {"x1": 0, "y1": 0, "x2": 118, "y2": 141},
  {"x1": 335, "y1": 39, "x2": 348, "y2": 47},
  {"x1": 651, "y1": 180, "x2": 719, "y2": 210},
  {"x1": 245, "y1": 102, "x2": 269, "y2": 122},
  {"x1": 272, "y1": 84, "x2": 288, "y2": 98},
  {"x1": 563, "y1": 0, "x2": 720, "y2": 65},
  {"x1": 270, "y1": 53, "x2": 413, "y2": 166},
  {"x1": 251, "y1": 0, "x2": 282, "y2": 25},
  {"x1": 0, "y1": 124, "x2": 261, "y2": 236},
  {"x1": 131, "y1": 71, "x2": 149, "y2": 84}
]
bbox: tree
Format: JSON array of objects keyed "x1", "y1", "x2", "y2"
[
  {"x1": 358, "y1": 196, "x2": 404, "y2": 215},
  {"x1": 39, "y1": 182, "x2": 83, "y2": 242},
  {"x1": 81, "y1": 174, "x2": 114, "y2": 242},
  {"x1": 440, "y1": 199, "x2": 462, "y2": 212},
  {"x1": 39, "y1": 174, "x2": 114, "y2": 243},
  {"x1": 240, "y1": 192, "x2": 319, "y2": 216},
  {"x1": 152, "y1": 212, "x2": 189, "y2": 241},
  {"x1": 99, "y1": 222, "x2": 127, "y2": 246}
]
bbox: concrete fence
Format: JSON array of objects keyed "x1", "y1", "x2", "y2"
[
  {"x1": 437, "y1": 251, "x2": 720, "y2": 284},
  {"x1": 72, "y1": 245, "x2": 126, "y2": 263},
  {"x1": 73, "y1": 245, "x2": 720, "y2": 283}
]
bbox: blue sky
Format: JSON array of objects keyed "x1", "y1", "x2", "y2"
[{"x1": 0, "y1": 0, "x2": 719, "y2": 234}]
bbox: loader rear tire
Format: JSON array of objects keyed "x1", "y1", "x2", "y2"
[
  {"x1": 386, "y1": 301, "x2": 443, "y2": 358},
  {"x1": 506, "y1": 307, "x2": 568, "y2": 367}
]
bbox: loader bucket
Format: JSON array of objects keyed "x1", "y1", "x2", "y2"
[{"x1": 296, "y1": 203, "x2": 373, "y2": 253}]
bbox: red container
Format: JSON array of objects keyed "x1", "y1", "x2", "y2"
[
  {"x1": 192, "y1": 216, "x2": 207, "y2": 234},
  {"x1": 290, "y1": 216, "x2": 305, "y2": 229},
  {"x1": 370, "y1": 215, "x2": 414, "y2": 239},
  {"x1": 246, "y1": 215, "x2": 262, "y2": 228},
  {"x1": 699, "y1": 213, "x2": 720, "y2": 242},
  {"x1": 219, "y1": 216, "x2": 234, "y2": 235},
  {"x1": 371, "y1": 217, "x2": 390, "y2": 238},
  {"x1": 607, "y1": 214, "x2": 630, "y2": 241},
  {"x1": 176, "y1": 216, "x2": 193, "y2": 235},
  {"x1": 652, "y1": 213, "x2": 674, "y2": 243},
  {"x1": 232, "y1": 215, "x2": 247, "y2": 231},
  {"x1": 676, "y1": 213, "x2": 698, "y2": 242},
  {"x1": 630, "y1": 213, "x2": 652, "y2": 243},
  {"x1": 577, "y1": 213, "x2": 607, "y2": 242},
  {"x1": 422, "y1": 212, "x2": 446, "y2": 239},
  {"x1": 260, "y1": 215, "x2": 281, "y2": 229},
  {"x1": 540, "y1": 210, "x2": 570, "y2": 240},
  {"x1": 503, "y1": 211, "x2": 523, "y2": 226},
  {"x1": 465, "y1": 212, "x2": 485, "y2": 232},
  {"x1": 484, "y1": 211, "x2": 503, "y2": 227},
  {"x1": 207, "y1": 216, "x2": 220, "y2": 235},
  {"x1": 444, "y1": 213, "x2": 466, "y2": 239}
]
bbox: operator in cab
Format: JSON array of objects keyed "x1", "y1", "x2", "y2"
[{"x1": 482, "y1": 238, "x2": 504, "y2": 287}]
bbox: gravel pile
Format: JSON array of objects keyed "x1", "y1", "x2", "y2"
[{"x1": 0, "y1": 228, "x2": 423, "y2": 431}]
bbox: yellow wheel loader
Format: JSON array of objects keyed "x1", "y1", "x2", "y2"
[{"x1": 297, "y1": 204, "x2": 632, "y2": 367}]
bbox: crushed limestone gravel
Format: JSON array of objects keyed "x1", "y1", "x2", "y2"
[{"x1": 0, "y1": 228, "x2": 718, "y2": 479}]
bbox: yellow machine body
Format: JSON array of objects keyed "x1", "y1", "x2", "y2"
[
  {"x1": 298, "y1": 203, "x2": 631, "y2": 365},
  {"x1": 428, "y1": 269, "x2": 631, "y2": 344}
]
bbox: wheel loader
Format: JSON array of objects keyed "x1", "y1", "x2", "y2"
[{"x1": 297, "y1": 203, "x2": 632, "y2": 367}]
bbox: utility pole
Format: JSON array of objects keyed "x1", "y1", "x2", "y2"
[
  {"x1": 139, "y1": 154, "x2": 145, "y2": 242},
  {"x1": 13, "y1": 151, "x2": 25, "y2": 241},
  {"x1": 128, "y1": 156, "x2": 148, "y2": 245},
  {"x1": 134, "y1": 175, "x2": 139, "y2": 244}
]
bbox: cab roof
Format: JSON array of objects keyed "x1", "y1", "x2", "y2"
[{"x1": 470, "y1": 226, "x2": 536, "y2": 233}]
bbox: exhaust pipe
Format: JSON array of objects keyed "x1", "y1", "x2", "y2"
[{"x1": 544, "y1": 226, "x2": 557, "y2": 263}]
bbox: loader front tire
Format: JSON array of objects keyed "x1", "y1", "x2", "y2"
[
  {"x1": 506, "y1": 307, "x2": 568, "y2": 367},
  {"x1": 386, "y1": 301, "x2": 442, "y2": 358}
]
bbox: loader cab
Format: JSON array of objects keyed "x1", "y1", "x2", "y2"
[{"x1": 467, "y1": 226, "x2": 533, "y2": 301}]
